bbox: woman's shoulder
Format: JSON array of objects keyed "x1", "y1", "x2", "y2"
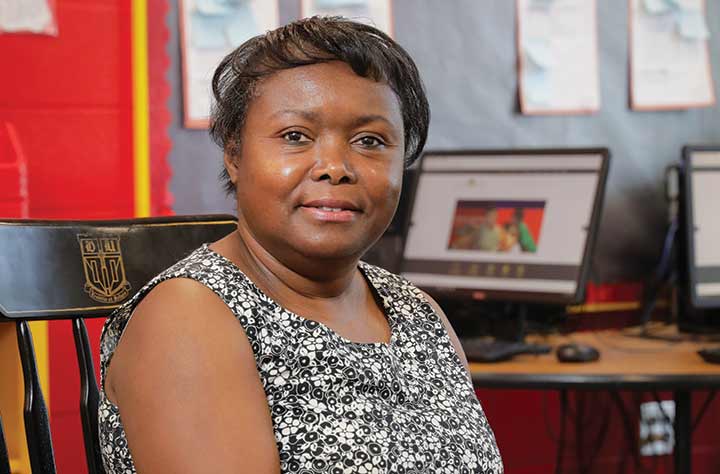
[
  {"x1": 113, "y1": 244, "x2": 243, "y2": 317},
  {"x1": 359, "y1": 261, "x2": 439, "y2": 314},
  {"x1": 358, "y1": 261, "x2": 437, "y2": 316},
  {"x1": 102, "y1": 247, "x2": 213, "y2": 329},
  {"x1": 358, "y1": 260, "x2": 419, "y2": 292},
  {"x1": 99, "y1": 245, "x2": 245, "y2": 380}
]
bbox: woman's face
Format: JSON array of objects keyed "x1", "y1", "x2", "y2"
[{"x1": 226, "y1": 61, "x2": 405, "y2": 263}]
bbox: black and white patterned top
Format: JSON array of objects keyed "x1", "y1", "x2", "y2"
[{"x1": 99, "y1": 244, "x2": 503, "y2": 473}]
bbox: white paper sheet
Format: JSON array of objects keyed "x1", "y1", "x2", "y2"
[
  {"x1": 517, "y1": 0, "x2": 600, "y2": 115},
  {"x1": 301, "y1": 0, "x2": 392, "y2": 37},
  {"x1": 0, "y1": 0, "x2": 56, "y2": 35},
  {"x1": 180, "y1": 0, "x2": 279, "y2": 128},
  {"x1": 630, "y1": 0, "x2": 715, "y2": 110}
]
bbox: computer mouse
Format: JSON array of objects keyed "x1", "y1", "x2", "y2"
[
  {"x1": 698, "y1": 347, "x2": 720, "y2": 364},
  {"x1": 556, "y1": 343, "x2": 600, "y2": 363}
]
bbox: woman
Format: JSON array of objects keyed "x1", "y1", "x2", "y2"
[{"x1": 99, "y1": 16, "x2": 503, "y2": 474}]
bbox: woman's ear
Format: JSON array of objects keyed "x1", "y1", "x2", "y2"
[{"x1": 224, "y1": 152, "x2": 239, "y2": 185}]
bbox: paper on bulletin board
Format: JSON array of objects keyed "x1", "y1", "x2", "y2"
[
  {"x1": 301, "y1": 0, "x2": 393, "y2": 37},
  {"x1": 0, "y1": 0, "x2": 57, "y2": 35},
  {"x1": 516, "y1": 0, "x2": 600, "y2": 115},
  {"x1": 630, "y1": 0, "x2": 715, "y2": 110},
  {"x1": 179, "y1": 0, "x2": 279, "y2": 128}
]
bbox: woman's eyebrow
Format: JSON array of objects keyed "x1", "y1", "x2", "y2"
[
  {"x1": 270, "y1": 110, "x2": 399, "y2": 132},
  {"x1": 349, "y1": 114, "x2": 396, "y2": 130},
  {"x1": 270, "y1": 109, "x2": 320, "y2": 121}
]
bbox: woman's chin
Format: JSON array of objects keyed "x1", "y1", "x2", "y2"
[{"x1": 292, "y1": 238, "x2": 371, "y2": 262}]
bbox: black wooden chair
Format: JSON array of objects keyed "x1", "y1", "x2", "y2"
[{"x1": 0, "y1": 215, "x2": 237, "y2": 474}]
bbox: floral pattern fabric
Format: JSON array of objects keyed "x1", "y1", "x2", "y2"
[{"x1": 99, "y1": 244, "x2": 503, "y2": 473}]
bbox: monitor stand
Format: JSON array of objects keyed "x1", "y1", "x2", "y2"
[
  {"x1": 676, "y1": 280, "x2": 720, "y2": 336},
  {"x1": 453, "y1": 302, "x2": 554, "y2": 363}
]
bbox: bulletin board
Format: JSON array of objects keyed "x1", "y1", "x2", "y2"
[
  {"x1": 178, "y1": 0, "x2": 279, "y2": 128},
  {"x1": 300, "y1": 0, "x2": 393, "y2": 37},
  {"x1": 167, "y1": 0, "x2": 720, "y2": 282}
]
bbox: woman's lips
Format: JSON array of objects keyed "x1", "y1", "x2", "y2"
[
  {"x1": 300, "y1": 199, "x2": 361, "y2": 223},
  {"x1": 300, "y1": 206, "x2": 358, "y2": 222}
]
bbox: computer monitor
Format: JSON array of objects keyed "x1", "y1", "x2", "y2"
[
  {"x1": 681, "y1": 146, "x2": 720, "y2": 310},
  {"x1": 400, "y1": 149, "x2": 609, "y2": 305}
]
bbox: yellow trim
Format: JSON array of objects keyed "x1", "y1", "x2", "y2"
[
  {"x1": 567, "y1": 301, "x2": 640, "y2": 314},
  {"x1": 29, "y1": 321, "x2": 50, "y2": 407},
  {"x1": 566, "y1": 299, "x2": 669, "y2": 314},
  {"x1": 132, "y1": 0, "x2": 151, "y2": 217},
  {"x1": 123, "y1": 220, "x2": 237, "y2": 228},
  {"x1": 2, "y1": 305, "x2": 120, "y2": 315},
  {"x1": 0, "y1": 326, "x2": 27, "y2": 473}
]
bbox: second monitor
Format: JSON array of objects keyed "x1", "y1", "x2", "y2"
[{"x1": 401, "y1": 149, "x2": 609, "y2": 306}]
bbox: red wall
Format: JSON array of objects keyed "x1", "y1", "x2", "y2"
[
  {"x1": 0, "y1": 1, "x2": 134, "y2": 219},
  {"x1": 0, "y1": 1, "x2": 170, "y2": 472}
]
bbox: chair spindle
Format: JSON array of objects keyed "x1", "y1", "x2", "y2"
[
  {"x1": 72, "y1": 318, "x2": 106, "y2": 474},
  {"x1": 16, "y1": 321, "x2": 56, "y2": 474}
]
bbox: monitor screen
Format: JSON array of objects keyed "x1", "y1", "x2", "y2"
[
  {"x1": 686, "y1": 148, "x2": 720, "y2": 308},
  {"x1": 400, "y1": 149, "x2": 609, "y2": 304}
]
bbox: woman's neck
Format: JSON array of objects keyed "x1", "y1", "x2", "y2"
[{"x1": 218, "y1": 227, "x2": 361, "y2": 301}]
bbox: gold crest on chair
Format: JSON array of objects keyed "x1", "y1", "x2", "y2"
[{"x1": 78, "y1": 235, "x2": 131, "y2": 304}]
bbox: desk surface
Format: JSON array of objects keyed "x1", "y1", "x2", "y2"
[{"x1": 469, "y1": 327, "x2": 720, "y2": 390}]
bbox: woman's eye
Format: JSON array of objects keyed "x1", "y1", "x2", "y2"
[
  {"x1": 355, "y1": 136, "x2": 385, "y2": 148},
  {"x1": 282, "y1": 131, "x2": 310, "y2": 143}
]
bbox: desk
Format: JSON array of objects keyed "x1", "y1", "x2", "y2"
[{"x1": 469, "y1": 328, "x2": 720, "y2": 474}]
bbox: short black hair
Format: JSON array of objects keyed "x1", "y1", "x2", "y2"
[{"x1": 210, "y1": 16, "x2": 430, "y2": 194}]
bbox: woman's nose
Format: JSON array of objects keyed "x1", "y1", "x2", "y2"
[{"x1": 310, "y1": 139, "x2": 358, "y2": 185}]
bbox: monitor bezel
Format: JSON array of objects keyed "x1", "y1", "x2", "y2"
[
  {"x1": 399, "y1": 148, "x2": 610, "y2": 305},
  {"x1": 682, "y1": 145, "x2": 720, "y2": 309}
]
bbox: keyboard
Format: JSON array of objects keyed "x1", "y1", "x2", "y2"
[{"x1": 461, "y1": 338, "x2": 552, "y2": 363}]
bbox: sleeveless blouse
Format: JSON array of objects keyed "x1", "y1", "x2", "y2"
[{"x1": 98, "y1": 245, "x2": 503, "y2": 473}]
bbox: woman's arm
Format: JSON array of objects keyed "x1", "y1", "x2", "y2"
[{"x1": 105, "y1": 278, "x2": 281, "y2": 474}]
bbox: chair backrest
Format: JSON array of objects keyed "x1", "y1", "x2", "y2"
[{"x1": 0, "y1": 215, "x2": 238, "y2": 474}]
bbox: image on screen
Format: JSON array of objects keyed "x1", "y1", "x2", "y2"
[{"x1": 447, "y1": 200, "x2": 545, "y2": 253}]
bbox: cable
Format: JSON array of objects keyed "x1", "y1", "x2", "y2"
[
  {"x1": 692, "y1": 390, "x2": 717, "y2": 432},
  {"x1": 651, "y1": 391, "x2": 676, "y2": 473},
  {"x1": 634, "y1": 164, "x2": 682, "y2": 336},
  {"x1": 542, "y1": 391, "x2": 562, "y2": 443},
  {"x1": 574, "y1": 392, "x2": 584, "y2": 474},
  {"x1": 546, "y1": 389, "x2": 668, "y2": 473},
  {"x1": 555, "y1": 390, "x2": 568, "y2": 474},
  {"x1": 622, "y1": 324, "x2": 684, "y2": 343},
  {"x1": 652, "y1": 391, "x2": 674, "y2": 427},
  {"x1": 638, "y1": 218, "x2": 678, "y2": 331},
  {"x1": 593, "y1": 331, "x2": 678, "y2": 354},
  {"x1": 651, "y1": 390, "x2": 716, "y2": 449},
  {"x1": 623, "y1": 323, "x2": 720, "y2": 343},
  {"x1": 611, "y1": 391, "x2": 637, "y2": 474},
  {"x1": 578, "y1": 392, "x2": 612, "y2": 474}
]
